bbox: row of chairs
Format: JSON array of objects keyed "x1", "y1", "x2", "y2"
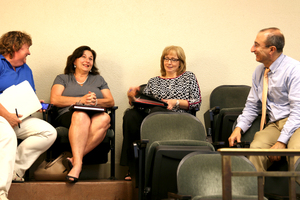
[
  {"x1": 203, "y1": 85, "x2": 300, "y2": 199},
  {"x1": 41, "y1": 83, "x2": 201, "y2": 181},
  {"x1": 133, "y1": 112, "x2": 214, "y2": 200},
  {"x1": 39, "y1": 85, "x2": 251, "y2": 199},
  {"x1": 133, "y1": 111, "x2": 268, "y2": 200},
  {"x1": 134, "y1": 85, "x2": 300, "y2": 200},
  {"x1": 39, "y1": 84, "x2": 299, "y2": 199},
  {"x1": 39, "y1": 83, "x2": 203, "y2": 182}
]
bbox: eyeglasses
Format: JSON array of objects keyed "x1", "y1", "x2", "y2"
[{"x1": 164, "y1": 58, "x2": 180, "y2": 62}]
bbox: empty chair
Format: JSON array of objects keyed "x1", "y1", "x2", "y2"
[
  {"x1": 169, "y1": 152, "x2": 267, "y2": 200},
  {"x1": 204, "y1": 85, "x2": 251, "y2": 147},
  {"x1": 231, "y1": 115, "x2": 300, "y2": 199},
  {"x1": 134, "y1": 112, "x2": 214, "y2": 200},
  {"x1": 231, "y1": 115, "x2": 263, "y2": 147},
  {"x1": 264, "y1": 156, "x2": 300, "y2": 199},
  {"x1": 261, "y1": 121, "x2": 300, "y2": 199}
]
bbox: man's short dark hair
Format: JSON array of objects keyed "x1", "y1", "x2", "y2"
[{"x1": 260, "y1": 27, "x2": 285, "y2": 53}]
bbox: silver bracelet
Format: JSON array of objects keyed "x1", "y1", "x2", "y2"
[{"x1": 175, "y1": 100, "x2": 180, "y2": 108}]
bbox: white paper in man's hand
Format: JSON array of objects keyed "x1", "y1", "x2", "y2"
[{"x1": 0, "y1": 80, "x2": 42, "y2": 120}]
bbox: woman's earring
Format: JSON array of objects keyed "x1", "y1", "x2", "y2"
[{"x1": 74, "y1": 65, "x2": 76, "y2": 68}]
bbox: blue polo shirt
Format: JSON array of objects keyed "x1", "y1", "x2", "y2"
[{"x1": 0, "y1": 54, "x2": 35, "y2": 94}]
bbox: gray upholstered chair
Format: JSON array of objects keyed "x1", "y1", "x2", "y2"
[
  {"x1": 230, "y1": 115, "x2": 263, "y2": 147},
  {"x1": 203, "y1": 85, "x2": 251, "y2": 147},
  {"x1": 263, "y1": 146, "x2": 300, "y2": 199},
  {"x1": 134, "y1": 112, "x2": 215, "y2": 200},
  {"x1": 169, "y1": 152, "x2": 267, "y2": 200},
  {"x1": 231, "y1": 115, "x2": 300, "y2": 199}
]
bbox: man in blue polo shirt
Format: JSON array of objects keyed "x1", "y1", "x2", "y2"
[
  {"x1": 0, "y1": 35, "x2": 34, "y2": 93},
  {"x1": 0, "y1": 31, "x2": 57, "y2": 200}
]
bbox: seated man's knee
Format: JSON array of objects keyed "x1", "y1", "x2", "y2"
[
  {"x1": 250, "y1": 139, "x2": 261, "y2": 149},
  {"x1": 37, "y1": 118, "x2": 57, "y2": 140},
  {"x1": 49, "y1": 126, "x2": 57, "y2": 141},
  {"x1": 249, "y1": 131, "x2": 267, "y2": 149},
  {"x1": 42, "y1": 123, "x2": 57, "y2": 145}
]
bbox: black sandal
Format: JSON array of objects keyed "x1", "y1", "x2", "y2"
[
  {"x1": 66, "y1": 175, "x2": 78, "y2": 183},
  {"x1": 124, "y1": 171, "x2": 131, "y2": 181}
]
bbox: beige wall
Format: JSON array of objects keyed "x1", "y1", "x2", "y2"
[{"x1": 1, "y1": 0, "x2": 300, "y2": 178}]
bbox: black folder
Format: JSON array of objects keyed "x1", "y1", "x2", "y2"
[{"x1": 132, "y1": 91, "x2": 168, "y2": 108}]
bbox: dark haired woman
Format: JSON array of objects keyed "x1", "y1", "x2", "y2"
[{"x1": 51, "y1": 46, "x2": 114, "y2": 183}]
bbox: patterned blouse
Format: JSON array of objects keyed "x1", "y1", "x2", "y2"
[{"x1": 143, "y1": 71, "x2": 201, "y2": 113}]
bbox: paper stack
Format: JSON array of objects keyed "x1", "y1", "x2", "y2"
[{"x1": 0, "y1": 80, "x2": 42, "y2": 120}]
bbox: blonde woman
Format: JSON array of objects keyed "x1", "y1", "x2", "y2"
[{"x1": 120, "y1": 45, "x2": 201, "y2": 180}]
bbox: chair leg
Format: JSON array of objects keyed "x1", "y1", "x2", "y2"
[
  {"x1": 109, "y1": 136, "x2": 116, "y2": 179},
  {"x1": 109, "y1": 107, "x2": 117, "y2": 180},
  {"x1": 138, "y1": 147, "x2": 146, "y2": 200}
]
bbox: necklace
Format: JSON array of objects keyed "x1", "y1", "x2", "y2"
[{"x1": 75, "y1": 75, "x2": 88, "y2": 85}]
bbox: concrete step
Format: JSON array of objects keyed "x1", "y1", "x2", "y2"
[{"x1": 8, "y1": 180, "x2": 135, "y2": 200}]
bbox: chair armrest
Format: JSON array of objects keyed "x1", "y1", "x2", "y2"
[
  {"x1": 106, "y1": 106, "x2": 118, "y2": 132},
  {"x1": 209, "y1": 106, "x2": 220, "y2": 115},
  {"x1": 106, "y1": 106, "x2": 118, "y2": 111},
  {"x1": 211, "y1": 141, "x2": 226, "y2": 150},
  {"x1": 168, "y1": 192, "x2": 191, "y2": 200},
  {"x1": 134, "y1": 139, "x2": 149, "y2": 147},
  {"x1": 190, "y1": 107, "x2": 199, "y2": 117},
  {"x1": 42, "y1": 111, "x2": 47, "y2": 121},
  {"x1": 133, "y1": 139, "x2": 149, "y2": 159},
  {"x1": 106, "y1": 106, "x2": 118, "y2": 179},
  {"x1": 132, "y1": 139, "x2": 149, "y2": 199},
  {"x1": 212, "y1": 141, "x2": 251, "y2": 150},
  {"x1": 138, "y1": 139, "x2": 150, "y2": 146},
  {"x1": 106, "y1": 106, "x2": 118, "y2": 126},
  {"x1": 203, "y1": 106, "x2": 220, "y2": 137},
  {"x1": 233, "y1": 141, "x2": 251, "y2": 148},
  {"x1": 43, "y1": 106, "x2": 60, "y2": 127}
]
